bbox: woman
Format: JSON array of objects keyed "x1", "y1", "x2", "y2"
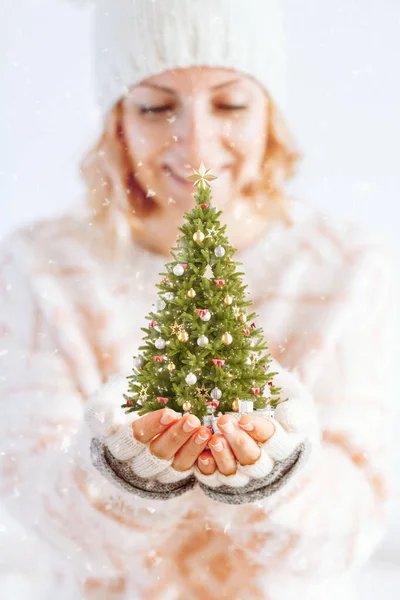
[{"x1": 0, "y1": 1, "x2": 395, "y2": 599}]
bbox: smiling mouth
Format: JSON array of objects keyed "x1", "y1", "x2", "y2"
[
  {"x1": 162, "y1": 165, "x2": 194, "y2": 187},
  {"x1": 163, "y1": 164, "x2": 227, "y2": 187}
]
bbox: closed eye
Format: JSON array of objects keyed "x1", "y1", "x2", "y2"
[
  {"x1": 139, "y1": 105, "x2": 175, "y2": 114},
  {"x1": 216, "y1": 104, "x2": 248, "y2": 111}
]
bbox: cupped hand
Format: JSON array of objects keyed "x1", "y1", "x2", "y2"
[
  {"x1": 132, "y1": 408, "x2": 211, "y2": 472},
  {"x1": 196, "y1": 414, "x2": 275, "y2": 476},
  {"x1": 132, "y1": 410, "x2": 276, "y2": 476}
]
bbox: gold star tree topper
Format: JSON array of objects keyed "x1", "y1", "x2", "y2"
[{"x1": 186, "y1": 162, "x2": 218, "y2": 189}]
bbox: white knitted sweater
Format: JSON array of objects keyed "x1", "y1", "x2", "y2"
[{"x1": 0, "y1": 201, "x2": 396, "y2": 600}]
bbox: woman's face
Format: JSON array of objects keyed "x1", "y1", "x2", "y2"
[{"x1": 122, "y1": 67, "x2": 269, "y2": 253}]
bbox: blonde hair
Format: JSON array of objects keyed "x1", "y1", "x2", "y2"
[{"x1": 81, "y1": 96, "x2": 301, "y2": 237}]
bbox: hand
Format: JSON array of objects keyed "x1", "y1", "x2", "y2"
[
  {"x1": 132, "y1": 408, "x2": 212, "y2": 472},
  {"x1": 196, "y1": 414, "x2": 275, "y2": 476}
]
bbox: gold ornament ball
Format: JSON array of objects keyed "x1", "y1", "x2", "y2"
[
  {"x1": 224, "y1": 295, "x2": 233, "y2": 305},
  {"x1": 193, "y1": 230, "x2": 205, "y2": 243},
  {"x1": 222, "y1": 331, "x2": 233, "y2": 345},
  {"x1": 238, "y1": 313, "x2": 247, "y2": 323},
  {"x1": 187, "y1": 288, "x2": 196, "y2": 299},
  {"x1": 177, "y1": 330, "x2": 189, "y2": 343},
  {"x1": 182, "y1": 400, "x2": 192, "y2": 412},
  {"x1": 167, "y1": 361, "x2": 176, "y2": 372},
  {"x1": 232, "y1": 398, "x2": 240, "y2": 412}
]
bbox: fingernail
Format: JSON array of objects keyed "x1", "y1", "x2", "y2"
[
  {"x1": 219, "y1": 421, "x2": 234, "y2": 434},
  {"x1": 210, "y1": 440, "x2": 224, "y2": 452},
  {"x1": 199, "y1": 457, "x2": 210, "y2": 466},
  {"x1": 160, "y1": 412, "x2": 176, "y2": 425},
  {"x1": 183, "y1": 417, "x2": 199, "y2": 432},
  {"x1": 195, "y1": 433, "x2": 209, "y2": 445},
  {"x1": 239, "y1": 421, "x2": 254, "y2": 431}
]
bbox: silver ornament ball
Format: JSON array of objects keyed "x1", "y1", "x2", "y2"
[
  {"x1": 214, "y1": 245, "x2": 226, "y2": 258},
  {"x1": 155, "y1": 337, "x2": 166, "y2": 350},
  {"x1": 200, "y1": 310, "x2": 211, "y2": 322},
  {"x1": 156, "y1": 299, "x2": 166, "y2": 310},
  {"x1": 185, "y1": 373, "x2": 197, "y2": 386},
  {"x1": 173, "y1": 264, "x2": 185, "y2": 276},
  {"x1": 197, "y1": 335, "x2": 209, "y2": 347},
  {"x1": 164, "y1": 292, "x2": 174, "y2": 301},
  {"x1": 211, "y1": 387, "x2": 222, "y2": 400},
  {"x1": 134, "y1": 355, "x2": 145, "y2": 369}
]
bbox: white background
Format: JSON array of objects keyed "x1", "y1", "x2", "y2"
[{"x1": 1, "y1": 1, "x2": 400, "y2": 598}]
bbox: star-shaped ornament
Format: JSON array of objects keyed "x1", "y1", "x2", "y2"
[
  {"x1": 186, "y1": 163, "x2": 218, "y2": 189},
  {"x1": 138, "y1": 385, "x2": 149, "y2": 400},
  {"x1": 206, "y1": 226, "x2": 218, "y2": 238},
  {"x1": 196, "y1": 385, "x2": 210, "y2": 399},
  {"x1": 170, "y1": 321, "x2": 182, "y2": 335},
  {"x1": 232, "y1": 305, "x2": 241, "y2": 318}
]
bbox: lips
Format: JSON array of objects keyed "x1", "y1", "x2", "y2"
[
  {"x1": 163, "y1": 164, "x2": 227, "y2": 187},
  {"x1": 162, "y1": 165, "x2": 193, "y2": 186}
]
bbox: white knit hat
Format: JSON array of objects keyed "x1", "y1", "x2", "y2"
[{"x1": 87, "y1": 0, "x2": 286, "y2": 117}]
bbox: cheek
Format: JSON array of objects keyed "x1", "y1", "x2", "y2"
[
  {"x1": 227, "y1": 109, "x2": 267, "y2": 159},
  {"x1": 124, "y1": 120, "x2": 169, "y2": 166}
]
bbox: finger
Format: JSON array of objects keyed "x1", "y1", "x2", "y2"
[
  {"x1": 150, "y1": 414, "x2": 201, "y2": 460},
  {"x1": 132, "y1": 408, "x2": 181, "y2": 444},
  {"x1": 217, "y1": 415, "x2": 262, "y2": 466},
  {"x1": 196, "y1": 450, "x2": 217, "y2": 475},
  {"x1": 209, "y1": 434, "x2": 237, "y2": 475},
  {"x1": 172, "y1": 426, "x2": 212, "y2": 471},
  {"x1": 237, "y1": 415, "x2": 275, "y2": 444}
]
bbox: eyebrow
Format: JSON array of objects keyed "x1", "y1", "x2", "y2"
[{"x1": 139, "y1": 78, "x2": 242, "y2": 95}]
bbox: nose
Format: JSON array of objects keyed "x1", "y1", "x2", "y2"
[{"x1": 173, "y1": 100, "x2": 218, "y2": 170}]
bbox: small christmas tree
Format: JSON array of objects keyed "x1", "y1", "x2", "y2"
[{"x1": 123, "y1": 164, "x2": 283, "y2": 426}]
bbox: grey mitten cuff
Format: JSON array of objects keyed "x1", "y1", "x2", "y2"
[
  {"x1": 90, "y1": 436, "x2": 310, "y2": 505},
  {"x1": 197, "y1": 441, "x2": 310, "y2": 505},
  {"x1": 91, "y1": 437, "x2": 197, "y2": 501}
]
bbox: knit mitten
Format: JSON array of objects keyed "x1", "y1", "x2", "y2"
[
  {"x1": 194, "y1": 359, "x2": 319, "y2": 503},
  {"x1": 85, "y1": 374, "x2": 195, "y2": 489}
]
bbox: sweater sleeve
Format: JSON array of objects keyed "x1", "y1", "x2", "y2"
[
  {"x1": 215, "y1": 249, "x2": 398, "y2": 579},
  {"x1": 0, "y1": 235, "x2": 192, "y2": 590}
]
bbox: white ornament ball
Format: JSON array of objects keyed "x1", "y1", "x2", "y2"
[
  {"x1": 197, "y1": 335, "x2": 209, "y2": 347},
  {"x1": 156, "y1": 299, "x2": 166, "y2": 310},
  {"x1": 200, "y1": 310, "x2": 211, "y2": 322},
  {"x1": 214, "y1": 245, "x2": 226, "y2": 258},
  {"x1": 155, "y1": 337, "x2": 166, "y2": 350},
  {"x1": 164, "y1": 292, "x2": 174, "y2": 301},
  {"x1": 211, "y1": 387, "x2": 222, "y2": 400},
  {"x1": 173, "y1": 264, "x2": 185, "y2": 276},
  {"x1": 185, "y1": 373, "x2": 197, "y2": 386},
  {"x1": 134, "y1": 355, "x2": 145, "y2": 369}
]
